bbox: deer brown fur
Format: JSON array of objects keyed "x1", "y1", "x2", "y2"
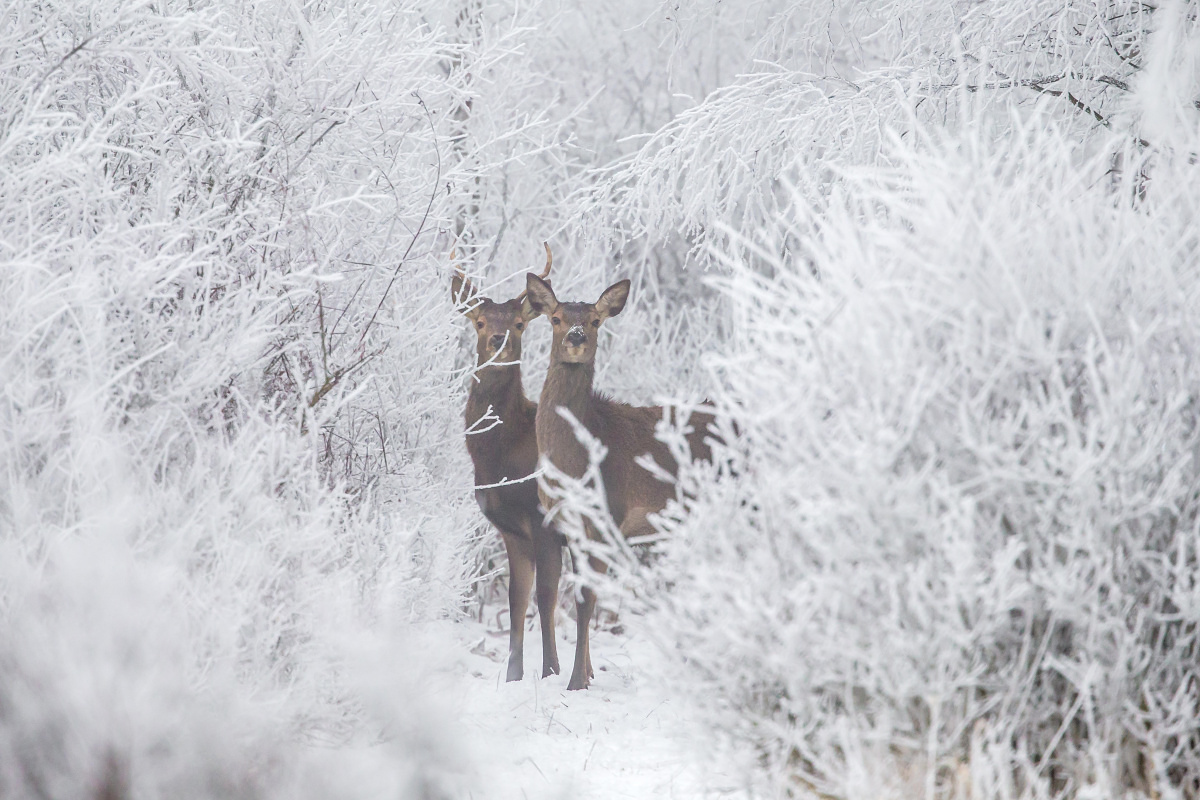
[
  {"x1": 524, "y1": 272, "x2": 714, "y2": 690},
  {"x1": 454, "y1": 247, "x2": 561, "y2": 682}
]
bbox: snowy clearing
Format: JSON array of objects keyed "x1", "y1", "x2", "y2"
[{"x1": 451, "y1": 616, "x2": 756, "y2": 800}]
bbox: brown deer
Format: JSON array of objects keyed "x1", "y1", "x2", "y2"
[
  {"x1": 454, "y1": 245, "x2": 562, "y2": 682},
  {"x1": 524, "y1": 272, "x2": 715, "y2": 690}
]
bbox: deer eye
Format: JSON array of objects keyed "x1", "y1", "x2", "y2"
[
  {"x1": 591, "y1": 319, "x2": 600, "y2": 328},
  {"x1": 476, "y1": 320, "x2": 485, "y2": 329},
  {"x1": 551, "y1": 317, "x2": 560, "y2": 326},
  {"x1": 514, "y1": 322, "x2": 524, "y2": 331}
]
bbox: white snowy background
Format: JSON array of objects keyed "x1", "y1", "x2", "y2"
[{"x1": 3, "y1": 0, "x2": 1200, "y2": 798}]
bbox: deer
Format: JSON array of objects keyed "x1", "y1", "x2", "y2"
[
  {"x1": 453, "y1": 245, "x2": 562, "y2": 682},
  {"x1": 524, "y1": 271, "x2": 715, "y2": 690}
]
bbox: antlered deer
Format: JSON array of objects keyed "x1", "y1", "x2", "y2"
[
  {"x1": 524, "y1": 272, "x2": 715, "y2": 690},
  {"x1": 454, "y1": 246, "x2": 562, "y2": 682}
]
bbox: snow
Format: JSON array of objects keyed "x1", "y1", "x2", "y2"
[{"x1": 448, "y1": 616, "x2": 754, "y2": 800}]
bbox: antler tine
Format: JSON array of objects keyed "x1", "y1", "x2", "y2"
[
  {"x1": 516, "y1": 242, "x2": 553, "y2": 302},
  {"x1": 538, "y1": 241, "x2": 552, "y2": 280}
]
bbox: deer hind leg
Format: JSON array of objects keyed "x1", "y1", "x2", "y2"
[
  {"x1": 583, "y1": 557, "x2": 598, "y2": 681},
  {"x1": 567, "y1": 582, "x2": 596, "y2": 690},
  {"x1": 500, "y1": 532, "x2": 536, "y2": 682},
  {"x1": 535, "y1": 531, "x2": 563, "y2": 677},
  {"x1": 567, "y1": 545, "x2": 607, "y2": 689}
]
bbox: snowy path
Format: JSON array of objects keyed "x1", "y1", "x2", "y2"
[{"x1": 444, "y1": 616, "x2": 754, "y2": 800}]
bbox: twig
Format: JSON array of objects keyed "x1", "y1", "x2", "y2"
[
  {"x1": 285, "y1": 119, "x2": 343, "y2": 180},
  {"x1": 308, "y1": 347, "x2": 380, "y2": 407},
  {"x1": 958, "y1": 64, "x2": 1154, "y2": 150},
  {"x1": 1026, "y1": 82, "x2": 1109, "y2": 127},
  {"x1": 474, "y1": 471, "x2": 543, "y2": 490},
  {"x1": 30, "y1": 33, "x2": 95, "y2": 98}
]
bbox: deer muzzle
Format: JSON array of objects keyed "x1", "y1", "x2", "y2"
[{"x1": 565, "y1": 326, "x2": 587, "y2": 348}]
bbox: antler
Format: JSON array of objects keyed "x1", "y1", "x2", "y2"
[
  {"x1": 516, "y1": 242, "x2": 553, "y2": 302},
  {"x1": 537, "y1": 241, "x2": 553, "y2": 280}
]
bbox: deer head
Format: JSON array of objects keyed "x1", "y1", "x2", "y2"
[
  {"x1": 453, "y1": 243, "x2": 553, "y2": 367},
  {"x1": 524, "y1": 273, "x2": 630, "y2": 365}
]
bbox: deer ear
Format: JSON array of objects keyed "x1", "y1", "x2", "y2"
[
  {"x1": 520, "y1": 294, "x2": 540, "y2": 322},
  {"x1": 453, "y1": 277, "x2": 487, "y2": 322},
  {"x1": 595, "y1": 279, "x2": 630, "y2": 321},
  {"x1": 525, "y1": 273, "x2": 557, "y2": 316}
]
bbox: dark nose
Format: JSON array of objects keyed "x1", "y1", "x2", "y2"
[
  {"x1": 489, "y1": 334, "x2": 506, "y2": 350},
  {"x1": 565, "y1": 329, "x2": 586, "y2": 347}
]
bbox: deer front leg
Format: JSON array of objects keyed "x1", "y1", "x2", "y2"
[
  {"x1": 500, "y1": 532, "x2": 536, "y2": 682},
  {"x1": 535, "y1": 531, "x2": 563, "y2": 677}
]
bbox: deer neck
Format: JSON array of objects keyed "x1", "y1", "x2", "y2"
[
  {"x1": 541, "y1": 359, "x2": 595, "y2": 424},
  {"x1": 536, "y1": 359, "x2": 599, "y2": 480}
]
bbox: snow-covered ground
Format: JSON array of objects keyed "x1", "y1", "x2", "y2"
[{"x1": 447, "y1": 615, "x2": 755, "y2": 800}]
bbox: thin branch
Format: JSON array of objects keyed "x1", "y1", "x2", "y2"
[
  {"x1": 30, "y1": 33, "x2": 95, "y2": 98},
  {"x1": 358, "y1": 92, "x2": 441, "y2": 348},
  {"x1": 1026, "y1": 82, "x2": 1111, "y2": 127},
  {"x1": 285, "y1": 119, "x2": 343, "y2": 180},
  {"x1": 474, "y1": 471, "x2": 543, "y2": 490},
  {"x1": 952, "y1": 65, "x2": 1153, "y2": 150},
  {"x1": 308, "y1": 347, "x2": 382, "y2": 408}
]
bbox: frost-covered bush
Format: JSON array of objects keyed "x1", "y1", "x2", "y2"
[
  {"x1": 0, "y1": 0, "x2": 518, "y2": 794},
  {"x1": 642, "y1": 112, "x2": 1200, "y2": 798},
  {"x1": 578, "y1": 8, "x2": 1200, "y2": 797},
  {"x1": 584, "y1": 0, "x2": 1161, "y2": 273}
]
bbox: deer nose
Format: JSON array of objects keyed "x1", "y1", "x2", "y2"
[
  {"x1": 565, "y1": 327, "x2": 586, "y2": 347},
  {"x1": 489, "y1": 334, "x2": 507, "y2": 350}
]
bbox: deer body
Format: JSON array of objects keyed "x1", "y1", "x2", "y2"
[
  {"x1": 463, "y1": 351, "x2": 562, "y2": 683},
  {"x1": 454, "y1": 250, "x2": 561, "y2": 682},
  {"x1": 465, "y1": 368, "x2": 539, "y2": 534},
  {"x1": 538, "y1": 362, "x2": 707, "y2": 526},
  {"x1": 525, "y1": 276, "x2": 713, "y2": 690}
]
